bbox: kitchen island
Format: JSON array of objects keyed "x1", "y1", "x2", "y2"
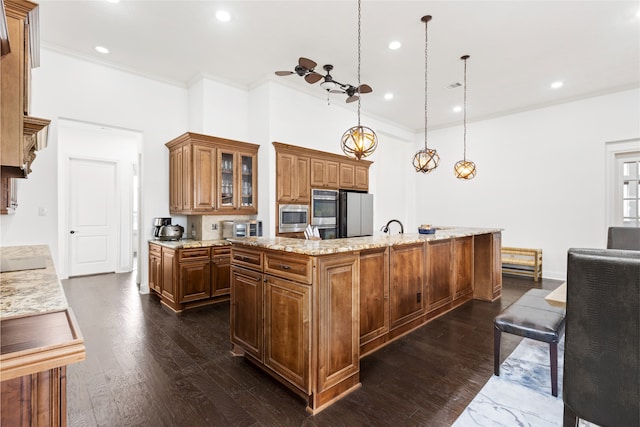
[
  {"x1": 228, "y1": 227, "x2": 502, "y2": 414},
  {"x1": 0, "y1": 245, "x2": 86, "y2": 426}
]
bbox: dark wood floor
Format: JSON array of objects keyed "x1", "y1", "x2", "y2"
[{"x1": 62, "y1": 272, "x2": 562, "y2": 427}]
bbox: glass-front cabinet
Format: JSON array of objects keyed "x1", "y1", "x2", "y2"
[{"x1": 218, "y1": 149, "x2": 257, "y2": 214}]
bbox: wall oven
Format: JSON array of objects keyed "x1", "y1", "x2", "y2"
[
  {"x1": 311, "y1": 189, "x2": 338, "y2": 228},
  {"x1": 279, "y1": 204, "x2": 309, "y2": 233}
]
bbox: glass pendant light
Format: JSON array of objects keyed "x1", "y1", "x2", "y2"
[
  {"x1": 412, "y1": 15, "x2": 440, "y2": 174},
  {"x1": 454, "y1": 55, "x2": 477, "y2": 180},
  {"x1": 341, "y1": 0, "x2": 378, "y2": 160}
]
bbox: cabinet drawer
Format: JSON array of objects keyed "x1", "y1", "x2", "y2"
[
  {"x1": 212, "y1": 247, "x2": 231, "y2": 261},
  {"x1": 265, "y1": 252, "x2": 312, "y2": 284},
  {"x1": 232, "y1": 247, "x2": 263, "y2": 270},
  {"x1": 178, "y1": 248, "x2": 210, "y2": 261},
  {"x1": 149, "y1": 243, "x2": 162, "y2": 256}
]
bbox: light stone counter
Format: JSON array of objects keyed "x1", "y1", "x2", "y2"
[
  {"x1": 227, "y1": 226, "x2": 502, "y2": 256},
  {"x1": 149, "y1": 239, "x2": 231, "y2": 249},
  {"x1": 0, "y1": 245, "x2": 67, "y2": 319}
]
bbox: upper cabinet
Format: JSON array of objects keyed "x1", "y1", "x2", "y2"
[
  {"x1": 166, "y1": 132, "x2": 259, "y2": 215},
  {"x1": 273, "y1": 142, "x2": 372, "y2": 206},
  {"x1": 1, "y1": 0, "x2": 50, "y2": 214}
]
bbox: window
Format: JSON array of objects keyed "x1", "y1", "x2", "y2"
[
  {"x1": 607, "y1": 139, "x2": 640, "y2": 227},
  {"x1": 620, "y1": 155, "x2": 639, "y2": 226}
]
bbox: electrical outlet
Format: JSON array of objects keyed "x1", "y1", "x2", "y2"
[{"x1": 211, "y1": 223, "x2": 218, "y2": 230}]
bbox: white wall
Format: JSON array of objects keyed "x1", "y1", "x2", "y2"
[
  {"x1": 0, "y1": 49, "x2": 189, "y2": 293},
  {"x1": 415, "y1": 88, "x2": 640, "y2": 279}
]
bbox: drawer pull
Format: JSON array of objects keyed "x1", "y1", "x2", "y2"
[
  {"x1": 256, "y1": 276, "x2": 261, "y2": 282},
  {"x1": 280, "y1": 264, "x2": 291, "y2": 270}
]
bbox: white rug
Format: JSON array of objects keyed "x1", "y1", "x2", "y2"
[{"x1": 453, "y1": 337, "x2": 596, "y2": 427}]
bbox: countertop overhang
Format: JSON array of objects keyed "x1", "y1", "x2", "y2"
[
  {"x1": 227, "y1": 227, "x2": 502, "y2": 256},
  {"x1": 149, "y1": 239, "x2": 231, "y2": 249}
]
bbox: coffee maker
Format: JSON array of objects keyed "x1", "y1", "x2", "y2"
[{"x1": 152, "y1": 217, "x2": 172, "y2": 238}]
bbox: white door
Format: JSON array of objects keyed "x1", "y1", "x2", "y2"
[{"x1": 69, "y1": 158, "x2": 117, "y2": 276}]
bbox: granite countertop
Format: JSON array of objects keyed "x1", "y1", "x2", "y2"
[
  {"x1": 227, "y1": 227, "x2": 502, "y2": 256},
  {"x1": 0, "y1": 245, "x2": 68, "y2": 319},
  {"x1": 149, "y1": 239, "x2": 231, "y2": 249}
]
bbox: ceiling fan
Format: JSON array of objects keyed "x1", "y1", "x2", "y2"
[{"x1": 275, "y1": 57, "x2": 372, "y2": 103}]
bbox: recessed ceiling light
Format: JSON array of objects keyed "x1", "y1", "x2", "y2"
[
  {"x1": 384, "y1": 92, "x2": 394, "y2": 100},
  {"x1": 95, "y1": 46, "x2": 109, "y2": 54},
  {"x1": 453, "y1": 106, "x2": 462, "y2": 113},
  {"x1": 216, "y1": 10, "x2": 231, "y2": 22},
  {"x1": 550, "y1": 80, "x2": 564, "y2": 89},
  {"x1": 388, "y1": 41, "x2": 401, "y2": 50}
]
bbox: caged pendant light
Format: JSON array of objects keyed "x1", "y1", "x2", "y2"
[
  {"x1": 454, "y1": 55, "x2": 477, "y2": 180},
  {"x1": 341, "y1": 0, "x2": 378, "y2": 160},
  {"x1": 412, "y1": 15, "x2": 440, "y2": 174}
]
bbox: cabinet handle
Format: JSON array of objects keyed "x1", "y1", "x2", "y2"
[
  {"x1": 256, "y1": 276, "x2": 261, "y2": 282},
  {"x1": 280, "y1": 264, "x2": 291, "y2": 270}
]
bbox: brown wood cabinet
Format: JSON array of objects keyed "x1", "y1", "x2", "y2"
[
  {"x1": 1, "y1": 0, "x2": 50, "y2": 214},
  {"x1": 149, "y1": 242, "x2": 231, "y2": 312},
  {"x1": 166, "y1": 132, "x2": 259, "y2": 215},
  {"x1": 276, "y1": 151, "x2": 310, "y2": 203},
  {"x1": 230, "y1": 245, "x2": 360, "y2": 414},
  {"x1": 389, "y1": 243, "x2": 426, "y2": 331},
  {"x1": 426, "y1": 239, "x2": 453, "y2": 312},
  {"x1": 359, "y1": 248, "x2": 389, "y2": 354},
  {"x1": 452, "y1": 236, "x2": 474, "y2": 301},
  {"x1": 473, "y1": 232, "x2": 502, "y2": 301},
  {"x1": 310, "y1": 157, "x2": 339, "y2": 189}
]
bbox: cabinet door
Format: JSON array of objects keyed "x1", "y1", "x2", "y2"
[
  {"x1": 354, "y1": 165, "x2": 369, "y2": 191},
  {"x1": 359, "y1": 248, "x2": 389, "y2": 347},
  {"x1": 427, "y1": 239, "x2": 452, "y2": 312},
  {"x1": 310, "y1": 158, "x2": 339, "y2": 189},
  {"x1": 389, "y1": 243, "x2": 425, "y2": 330},
  {"x1": 161, "y1": 249, "x2": 176, "y2": 303},
  {"x1": 276, "y1": 152, "x2": 310, "y2": 203},
  {"x1": 237, "y1": 151, "x2": 257, "y2": 214},
  {"x1": 492, "y1": 232, "x2": 502, "y2": 296},
  {"x1": 452, "y1": 236, "x2": 473, "y2": 300},
  {"x1": 178, "y1": 261, "x2": 211, "y2": 303},
  {"x1": 148, "y1": 244, "x2": 162, "y2": 293},
  {"x1": 169, "y1": 148, "x2": 183, "y2": 212},
  {"x1": 218, "y1": 150, "x2": 237, "y2": 211},
  {"x1": 230, "y1": 266, "x2": 263, "y2": 360},
  {"x1": 473, "y1": 232, "x2": 502, "y2": 301},
  {"x1": 211, "y1": 250, "x2": 231, "y2": 297},
  {"x1": 315, "y1": 254, "x2": 359, "y2": 393},
  {"x1": 181, "y1": 145, "x2": 192, "y2": 211},
  {"x1": 264, "y1": 276, "x2": 310, "y2": 393},
  {"x1": 339, "y1": 163, "x2": 355, "y2": 188},
  {"x1": 192, "y1": 145, "x2": 216, "y2": 211}
]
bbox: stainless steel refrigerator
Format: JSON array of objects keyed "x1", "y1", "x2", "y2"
[{"x1": 338, "y1": 190, "x2": 374, "y2": 238}]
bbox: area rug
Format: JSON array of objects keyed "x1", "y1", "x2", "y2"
[{"x1": 452, "y1": 337, "x2": 596, "y2": 427}]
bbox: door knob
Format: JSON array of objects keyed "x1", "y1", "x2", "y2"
[{"x1": 70, "y1": 230, "x2": 76, "y2": 234}]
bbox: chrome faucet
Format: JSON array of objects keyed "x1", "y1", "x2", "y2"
[{"x1": 381, "y1": 219, "x2": 404, "y2": 235}]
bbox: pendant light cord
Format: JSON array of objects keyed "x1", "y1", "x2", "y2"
[
  {"x1": 424, "y1": 17, "x2": 429, "y2": 150},
  {"x1": 357, "y1": 0, "x2": 362, "y2": 127},
  {"x1": 463, "y1": 56, "x2": 468, "y2": 161}
]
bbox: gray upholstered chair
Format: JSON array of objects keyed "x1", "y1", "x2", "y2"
[
  {"x1": 563, "y1": 248, "x2": 640, "y2": 427},
  {"x1": 607, "y1": 226, "x2": 640, "y2": 250}
]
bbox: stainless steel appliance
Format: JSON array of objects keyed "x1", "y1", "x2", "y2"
[
  {"x1": 338, "y1": 190, "x2": 374, "y2": 238},
  {"x1": 222, "y1": 220, "x2": 263, "y2": 238},
  {"x1": 157, "y1": 224, "x2": 184, "y2": 241},
  {"x1": 279, "y1": 204, "x2": 309, "y2": 233},
  {"x1": 152, "y1": 217, "x2": 172, "y2": 238},
  {"x1": 311, "y1": 189, "x2": 338, "y2": 239}
]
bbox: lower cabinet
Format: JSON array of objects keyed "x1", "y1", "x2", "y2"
[
  {"x1": 359, "y1": 248, "x2": 389, "y2": 353},
  {"x1": 472, "y1": 232, "x2": 502, "y2": 301},
  {"x1": 230, "y1": 266, "x2": 263, "y2": 360},
  {"x1": 426, "y1": 239, "x2": 452, "y2": 312},
  {"x1": 1, "y1": 367, "x2": 66, "y2": 426},
  {"x1": 452, "y1": 236, "x2": 474, "y2": 301},
  {"x1": 149, "y1": 243, "x2": 231, "y2": 312},
  {"x1": 389, "y1": 243, "x2": 426, "y2": 330}
]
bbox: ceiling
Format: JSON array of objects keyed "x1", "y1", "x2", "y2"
[{"x1": 37, "y1": 1, "x2": 640, "y2": 132}]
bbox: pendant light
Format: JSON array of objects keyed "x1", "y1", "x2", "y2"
[
  {"x1": 454, "y1": 55, "x2": 477, "y2": 180},
  {"x1": 412, "y1": 15, "x2": 440, "y2": 174},
  {"x1": 341, "y1": 0, "x2": 378, "y2": 160}
]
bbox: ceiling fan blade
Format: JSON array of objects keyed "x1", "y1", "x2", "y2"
[
  {"x1": 275, "y1": 71, "x2": 294, "y2": 76},
  {"x1": 346, "y1": 95, "x2": 359, "y2": 103},
  {"x1": 358, "y1": 84, "x2": 373, "y2": 94},
  {"x1": 305, "y1": 73, "x2": 322, "y2": 84},
  {"x1": 299, "y1": 57, "x2": 317, "y2": 70}
]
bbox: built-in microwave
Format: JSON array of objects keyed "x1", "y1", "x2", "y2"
[{"x1": 279, "y1": 204, "x2": 309, "y2": 233}]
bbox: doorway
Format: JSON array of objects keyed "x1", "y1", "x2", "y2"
[{"x1": 58, "y1": 119, "x2": 142, "y2": 279}]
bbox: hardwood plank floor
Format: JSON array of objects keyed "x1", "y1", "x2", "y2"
[{"x1": 62, "y1": 273, "x2": 562, "y2": 426}]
